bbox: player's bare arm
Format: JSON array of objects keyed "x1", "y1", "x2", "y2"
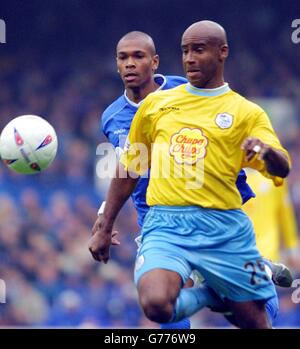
[
  {"x1": 241, "y1": 137, "x2": 290, "y2": 178},
  {"x1": 89, "y1": 164, "x2": 139, "y2": 263}
]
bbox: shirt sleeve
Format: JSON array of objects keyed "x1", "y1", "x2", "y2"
[
  {"x1": 242, "y1": 108, "x2": 291, "y2": 186},
  {"x1": 120, "y1": 97, "x2": 153, "y2": 175}
]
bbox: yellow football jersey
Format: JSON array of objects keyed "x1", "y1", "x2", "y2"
[
  {"x1": 243, "y1": 170, "x2": 298, "y2": 261},
  {"x1": 120, "y1": 83, "x2": 290, "y2": 209}
]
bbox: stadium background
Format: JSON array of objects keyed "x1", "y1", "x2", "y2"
[{"x1": 0, "y1": 0, "x2": 299, "y2": 327}]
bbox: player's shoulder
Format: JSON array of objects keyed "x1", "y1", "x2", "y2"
[
  {"x1": 147, "y1": 83, "x2": 185, "y2": 102},
  {"x1": 153, "y1": 74, "x2": 187, "y2": 90},
  {"x1": 101, "y1": 95, "x2": 127, "y2": 129},
  {"x1": 140, "y1": 85, "x2": 184, "y2": 112},
  {"x1": 164, "y1": 75, "x2": 188, "y2": 88},
  {"x1": 232, "y1": 91, "x2": 266, "y2": 115},
  {"x1": 102, "y1": 95, "x2": 126, "y2": 121}
]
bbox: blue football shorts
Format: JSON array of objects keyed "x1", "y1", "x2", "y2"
[{"x1": 134, "y1": 205, "x2": 276, "y2": 302}]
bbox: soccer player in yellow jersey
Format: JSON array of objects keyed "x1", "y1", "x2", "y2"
[
  {"x1": 243, "y1": 170, "x2": 299, "y2": 263},
  {"x1": 89, "y1": 21, "x2": 291, "y2": 329}
]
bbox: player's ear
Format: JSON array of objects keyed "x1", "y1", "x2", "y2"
[
  {"x1": 219, "y1": 44, "x2": 229, "y2": 61},
  {"x1": 152, "y1": 54, "x2": 159, "y2": 72}
]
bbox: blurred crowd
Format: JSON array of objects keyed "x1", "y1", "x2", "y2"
[{"x1": 0, "y1": 0, "x2": 299, "y2": 328}]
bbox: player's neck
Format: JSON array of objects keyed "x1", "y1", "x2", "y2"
[
  {"x1": 126, "y1": 80, "x2": 160, "y2": 104},
  {"x1": 190, "y1": 70, "x2": 225, "y2": 89},
  {"x1": 194, "y1": 77, "x2": 225, "y2": 89}
]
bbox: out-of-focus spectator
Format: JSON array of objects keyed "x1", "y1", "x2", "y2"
[{"x1": 243, "y1": 170, "x2": 300, "y2": 268}]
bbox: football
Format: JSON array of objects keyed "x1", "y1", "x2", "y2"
[{"x1": 0, "y1": 115, "x2": 58, "y2": 174}]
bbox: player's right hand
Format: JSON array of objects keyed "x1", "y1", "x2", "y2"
[{"x1": 241, "y1": 137, "x2": 268, "y2": 162}]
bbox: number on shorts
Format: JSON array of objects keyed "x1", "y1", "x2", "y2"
[{"x1": 244, "y1": 260, "x2": 269, "y2": 285}]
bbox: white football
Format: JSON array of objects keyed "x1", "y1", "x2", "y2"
[{"x1": 0, "y1": 115, "x2": 58, "y2": 174}]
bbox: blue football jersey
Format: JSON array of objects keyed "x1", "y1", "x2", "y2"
[{"x1": 101, "y1": 74, "x2": 255, "y2": 226}]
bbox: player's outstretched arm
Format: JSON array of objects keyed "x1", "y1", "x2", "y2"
[
  {"x1": 241, "y1": 137, "x2": 290, "y2": 178},
  {"x1": 89, "y1": 164, "x2": 139, "y2": 263}
]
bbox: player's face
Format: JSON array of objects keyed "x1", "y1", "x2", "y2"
[
  {"x1": 181, "y1": 36, "x2": 224, "y2": 88},
  {"x1": 116, "y1": 41, "x2": 158, "y2": 89}
]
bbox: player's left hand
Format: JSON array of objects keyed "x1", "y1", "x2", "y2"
[
  {"x1": 88, "y1": 230, "x2": 112, "y2": 263},
  {"x1": 241, "y1": 137, "x2": 271, "y2": 162},
  {"x1": 89, "y1": 216, "x2": 115, "y2": 263},
  {"x1": 91, "y1": 214, "x2": 120, "y2": 245}
]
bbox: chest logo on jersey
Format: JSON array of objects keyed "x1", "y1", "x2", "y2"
[
  {"x1": 169, "y1": 127, "x2": 208, "y2": 165},
  {"x1": 215, "y1": 113, "x2": 233, "y2": 129}
]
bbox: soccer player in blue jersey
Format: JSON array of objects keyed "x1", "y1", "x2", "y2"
[
  {"x1": 90, "y1": 30, "x2": 290, "y2": 327},
  {"x1": 101, "y1": 32, "x2": 187, "y2": 229}
]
